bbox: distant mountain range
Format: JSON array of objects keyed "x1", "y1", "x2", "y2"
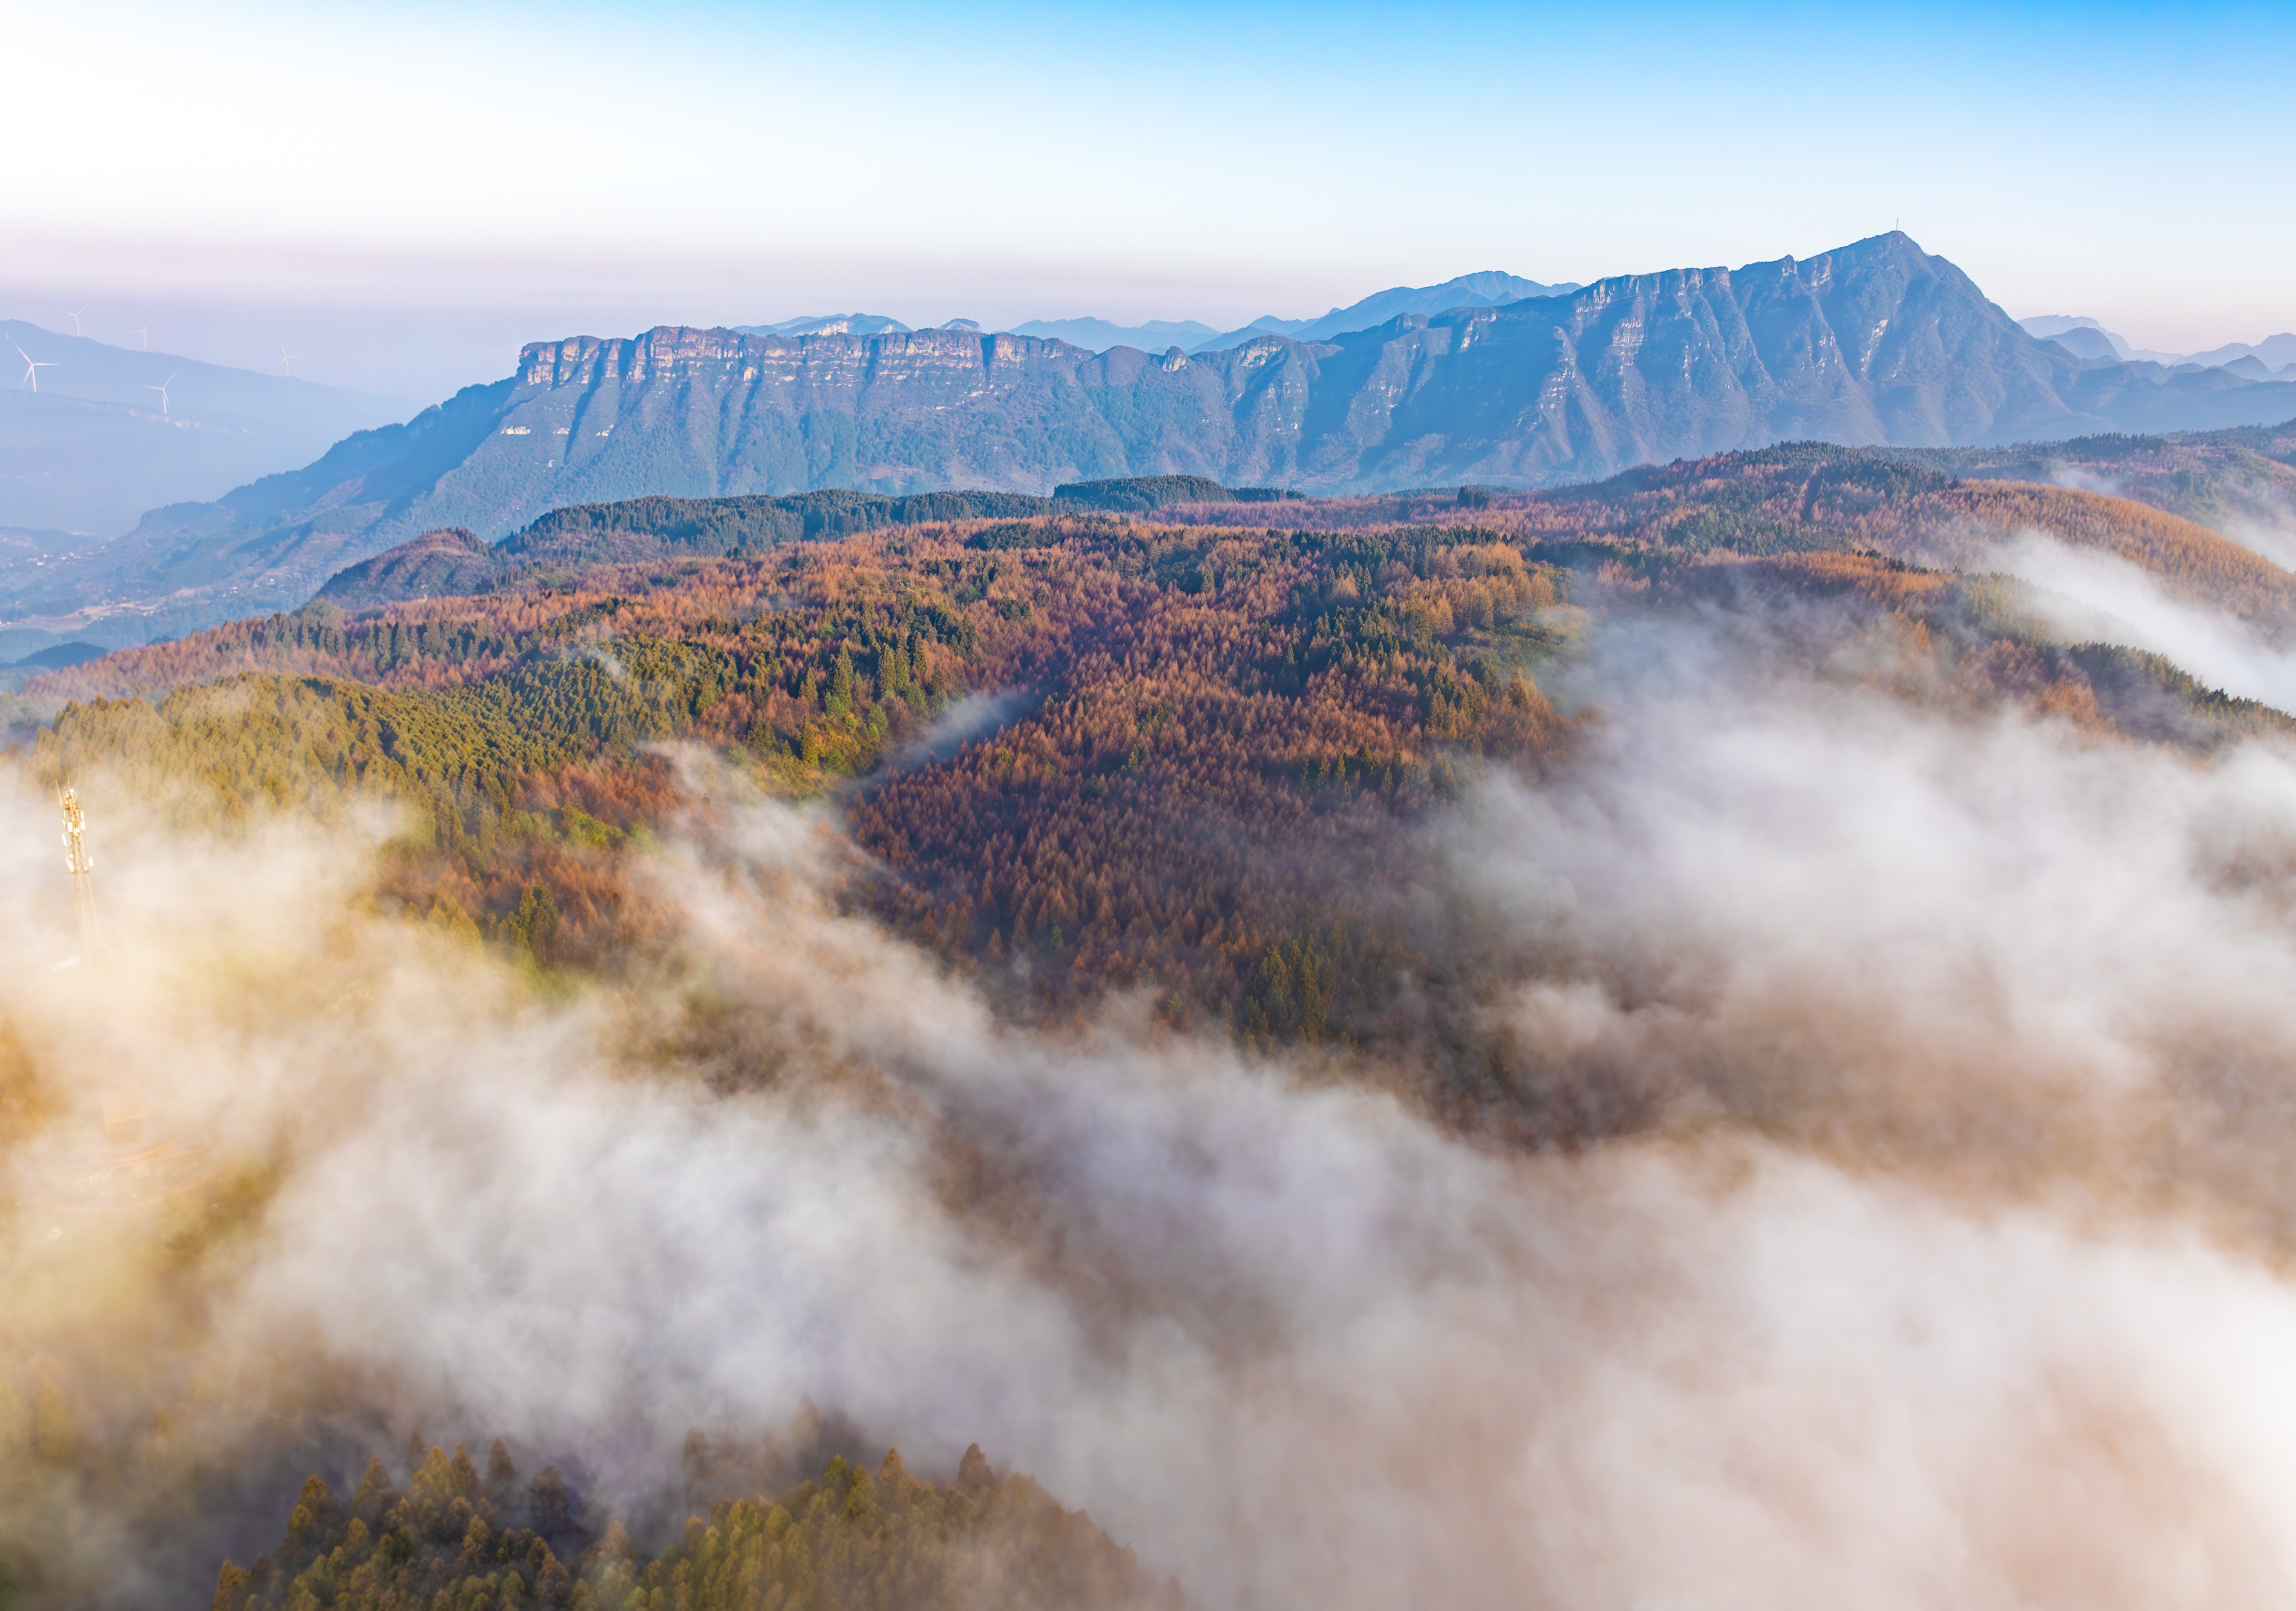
[
  {"x1": 2017, "y1": 314, "x2": 2296, "y2": 377},
  {"x1": 1012, "y1": 317, "x2": 1221, "y2": 351},
  {"x1": 10, "y1": 232, "x2": 2296, "y2": 647},
  {"x1": 0, "y1": 320, "x2": 407, "y2": 537},
  {"x1": 1004, "y1": 273, "x2": 1586, "y2": 355},
  {"x1": 2186, "y1": 334, "x2": 2296, "y2": 373},
  {"x1": 734, "y1": 313, "x2": 919, "y2": 339},
  {"x1": 1184, "y1": 271, "x2": 1583, "y2": 352},
  {"x1": 737, "y1": 272, "x2": 1586, "y2": 358}
]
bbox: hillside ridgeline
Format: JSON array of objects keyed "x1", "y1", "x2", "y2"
[{"x1": 298, "y1": 446, "x2": 2296, "y2": 633}]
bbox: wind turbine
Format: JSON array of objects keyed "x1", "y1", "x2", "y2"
[
  {"x1": 126, "y1": 324, "x2": 149, "y2": 351},
  {"x1": 278, "y1": 343, "x2": 296, "y2": 378},
  {"x1": 61, "y1": 307, "x2": 85, "y2": 337},
  {"x1": 10, "y1": 341, "x2": 56, "y2": 392},
  {"x1": 142, "y1": 373, "x2": 176, "y2": 417}
]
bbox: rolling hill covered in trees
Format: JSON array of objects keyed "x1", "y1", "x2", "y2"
[
  {"x1": 308, "y1": 431, "x2": 2296, "y2": 626},
  {"x1": 1898, "y1": 419, "x2": 2296, "y2": 541}
]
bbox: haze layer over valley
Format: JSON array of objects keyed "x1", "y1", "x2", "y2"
[{"x1": 0, "y1": 321, "x2": 406, "y2": 540}]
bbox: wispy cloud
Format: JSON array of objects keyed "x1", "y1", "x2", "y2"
[
  {"x1": 20, "y1": 614, "x2": 2296, "y2": 1605},
  {"x1": 1989, "y1": 530, "x2": 2296, "y2": 712}
]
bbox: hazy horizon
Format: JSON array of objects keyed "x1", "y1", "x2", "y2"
[
  {"x1": 3, "y1": 241, "x2": 2284, "y2": 413},
  {"x1": 5, "y1": 0, "x2": 2291, "y2": 403}
]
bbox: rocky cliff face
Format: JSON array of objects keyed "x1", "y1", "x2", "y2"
[
  {"x1": 1276, "y1": 234, "x2": 2089, "y2": 488},
  {"x1": 20, "y1": 234, "x2": 2296, "y2": 641},
  {"x1": 449, "y1": 235, "x2": 2283, "y2": 513},
  {"x1": 483, "y1": 324, "x2": 1256, "y2": 510}
]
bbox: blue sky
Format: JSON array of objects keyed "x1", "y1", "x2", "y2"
[{"x1": 3, "y1": 0, "x2": 2289, "y2": 399}]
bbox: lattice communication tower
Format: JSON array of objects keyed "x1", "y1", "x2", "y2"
[{"x1": 60, "y1": 786, "x2": 107, "y2": 958}]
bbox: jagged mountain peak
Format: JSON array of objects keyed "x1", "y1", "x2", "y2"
[{"x1": 15, "y1": 235, "x2": 2295, "y2": 644}]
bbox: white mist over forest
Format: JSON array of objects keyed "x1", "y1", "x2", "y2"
[{"x1": 16, "y1": 591, "x2": 2296, "y2": 1606}]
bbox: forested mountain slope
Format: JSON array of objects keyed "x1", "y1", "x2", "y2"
[
  {"x1": 317, "y1": 488, "x2": 1061, "y2": 610},
  {"x1": 1892, "y1": 418, "x2": 2296, "y2": 540},
  {"x1": 306, "y1": 444, "x2": 2296, "y2": 631},
  {"x1": 21, "y1": 456, "x2": 2293, "y2": 1071},
  {"x1": 0, "y1": 375, "x2": 519, "y2": 647},
  {"x1": 318, "y1": 480, "x2": 1294, "y2": 610}
]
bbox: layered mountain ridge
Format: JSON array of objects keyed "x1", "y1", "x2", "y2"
[
  {"x1": 12, "y1": 233, "x2": 2296, "y2": 645},
  {"x1": 0, "y1": 319, "x2": 407, "y2": 537},
  {"x1": 1184, "y1": 269, "x2": 1582, "y2": 352}
]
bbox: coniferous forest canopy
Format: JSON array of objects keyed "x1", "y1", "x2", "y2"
[{"x1": 16, "y1": 420, "x2": 2296, "y2": 1608}]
